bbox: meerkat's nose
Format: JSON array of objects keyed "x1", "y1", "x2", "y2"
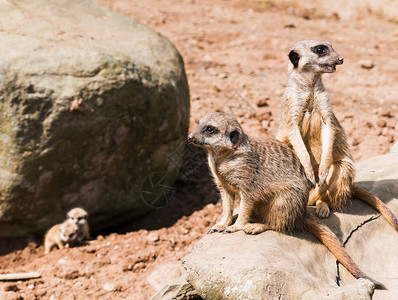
[
  {"x1": 338, "y1": 57, "x2": 344, "y2": 64},
  {"x1": 187, "y1": 134, "x2": 194, "y2": 143}
]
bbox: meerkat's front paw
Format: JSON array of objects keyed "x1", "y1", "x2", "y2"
[
  {"x1": 208, "y1": 224, "x2": 227, "y2": 234},
  {"x1": 315, "y1": 200, "x2": 330, "y2": 218},
  {"x1": 318, "y1": 163, "x2": 331, "y2": 186},
  {"x1": 243, "y1": 223, "x2": 269, "y2": 235},
  {"x1": 224, "y1": 224, "x2": 244, "y2": 233}
]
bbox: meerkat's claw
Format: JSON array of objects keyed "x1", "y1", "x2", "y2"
[
  {"x1": 318, "y1": 174, "x2": 327, "y2": 187},
  {"x1": 208, "y1": 225, "x2": 226, "y2": 234},
  {"x1": 224, "y1": 225, "x2": 243, "y2": 233}
]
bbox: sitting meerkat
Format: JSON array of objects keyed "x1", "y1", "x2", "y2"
[
  {"x1": 276, "y1": 39, "x2": 398, "y2": 231},
  {"x1": 188, "y1": 112, "x2": 384, "y2": 289},
  {"x1": 44, "y1": 220, "x2": 79, "y2": 254},
  {"x1": 67, "y1": 208, "x2": 90, "y2": 242}
]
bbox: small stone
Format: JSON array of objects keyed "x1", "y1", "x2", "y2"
[
  {"x1": 218, "y1": 73, "x2": 228, "y2": 79},
  {"x1": 97, "y1": 235, "x2": 104, "y2": 241},
  {"x1": 27, "y1": 284, "x2": 34, "y2": 290},
  {"x1": 147, "y1": 232, "x2": 160, "y2": 242},
  {"x1": 5, "y1": 284, "x2": 19, "y2": 292},
  {"x1": 203, "y1": 54, "x2": 213, "y2": 62},
  {"x1": 261, "y1": 120, "x2": 269, "y2": 129},
  {"x1": 257, "y1": 72, "x2": 267, "y2": 78},
  {"x1": 377, "y1": 119, "x2": 387, "y2": 128},
  {"x1": 284, "y1": 24, "x2": 296, "y2": 28},
  {"x1": 256, "y1": 98, "x2": 269, "y2": 107},
  {"x1": 103, "y1": 283, "x2": 114, "y2": 292},
  {"x1": 379, "y1": 108, "x2": 392, "y2": 118},
  {"x1": 57, "y1": 258, "x2": 68, "y2": 265},
  {"x1": 359, "y1": 60, "x2": 375, "y2": 69},
  {"x1": 352, "y1": 138, "x2": 360, "y2": 146}
]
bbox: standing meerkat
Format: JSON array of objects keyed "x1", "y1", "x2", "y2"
[
  {"x1": 188, "y1": 112, "x2": 384, "y2": 288},
  {"x1": 67, "y1": 208, "x2": 90, "y2": 242},
  {"x1": 276, "y1": 39, "x2": 398, "y2": 231},
  {"x1": 44, "y1": 220, "x2": 79, "y2": 254}
]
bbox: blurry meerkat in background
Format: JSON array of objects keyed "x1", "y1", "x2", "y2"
[
  {"x1": 67, "y1": 207, "x2": 90, "y2": 242},
  {"x1": 44, "y1": 220, "x2": 79, "y2": 254}
]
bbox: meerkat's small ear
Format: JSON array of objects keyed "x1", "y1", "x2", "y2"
[
  {"x1": 229, "y1": 130, "x2": 240, "y2": 145},
  {"x1": 288, "y1": 50, "x2": 300, "y2": 68}
]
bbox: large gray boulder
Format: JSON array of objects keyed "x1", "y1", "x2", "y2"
[
  {"x1": 183, "y1": 153, "x2": 398, "y2": 299},
  {"x1": 0, "y1": 0, "x2": 189, "y2": 236}
]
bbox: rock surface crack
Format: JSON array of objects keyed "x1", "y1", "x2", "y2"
[{"x1": 335, "y1": 215, "x2": 380, "y2": 286}]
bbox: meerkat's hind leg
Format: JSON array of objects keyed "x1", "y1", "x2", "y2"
[
  {"x1": 308, "y1": 188, "x2": 331, "y2": 218},
  {"x1": 308, "y1": 163, "x2": 339, "y2": 218}
]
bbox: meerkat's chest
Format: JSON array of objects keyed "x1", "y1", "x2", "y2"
[
  {"x1": 301, "y1": 107, "x2": 323, "y2": 139},
  {"x1": 208, "y1": 155, "x2": 242, "y2": 191}
]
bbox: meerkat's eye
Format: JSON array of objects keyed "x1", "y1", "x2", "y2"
[
  {"x1": 311, "y1": 45, "x2": 329, "y2": 56},
  {"x1": 202, "y1": 125, "x2": 218, "y2": 135}
]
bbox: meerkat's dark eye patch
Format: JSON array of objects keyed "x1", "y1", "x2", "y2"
[
  {"x1": 311, "y1": 45, "x2": 329, "y2": 57},
  {"x1": 202, "y1": 125, "x2": 218, "y2": 135}
]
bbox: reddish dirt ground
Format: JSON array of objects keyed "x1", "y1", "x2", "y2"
[{"x1": 0, "y1": 1, "x2": 397, "y2": 299}]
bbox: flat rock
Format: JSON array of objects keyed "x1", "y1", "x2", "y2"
[{"x1": 183, "y1": 153, "x2": 398, "y2": 299}]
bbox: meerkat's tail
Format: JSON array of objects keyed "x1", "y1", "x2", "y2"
[
  {"x1": 352, "y1": 185, "x2": 398, "y2": 232},
  {"x1": 303, "y1": 213, "x2": 386, "y2": 290}
]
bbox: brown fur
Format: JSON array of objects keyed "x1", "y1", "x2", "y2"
[
  {"x1": 44, "y1": 220, "x2": 79, "y2": 254},
  {"x1": 277, "y1": 39, "x2": 398, "y2": 231},
  {"x1": 188, "y1": 112, "x2": 384, "y2": 289}
]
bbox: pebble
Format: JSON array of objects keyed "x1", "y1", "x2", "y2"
[
  {"x1": 352, "y1": 138, "x2": 360, "y2": 146},
  {"x1": 256, "y1": 98, "x2": 269, "y2": 107},
  {"x1": 57, "y1": 258, "x2": 68, "y2": 265},
  {"x1": 203, "y1": 54, "x2": 213, "y2": 62},
  {"x1": 359, "y1": 60, "x2": 375, "y2": 69},
  {"x1": 27, "y1": 284, "x2": 34, "y2": 290},
  {"x1": 261, "y1": 120, "x2": 269, "y2": 128},
  {"x1": 103, "y1": 283, "x2": 114, "y2": 292},
  {"x1": 377, "y1": 119, "x2": 387, "y2": 128},
  {"x1": 147, "y1": 232, "x2": 160, "y2": 242},
  {"x1": 379, "y1": 108, "x2": 392, "y2": 118}
]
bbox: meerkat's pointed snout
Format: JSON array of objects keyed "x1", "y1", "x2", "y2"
[{"x1": 187, "y1": 133, "x2": 194, "y2": 143}]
